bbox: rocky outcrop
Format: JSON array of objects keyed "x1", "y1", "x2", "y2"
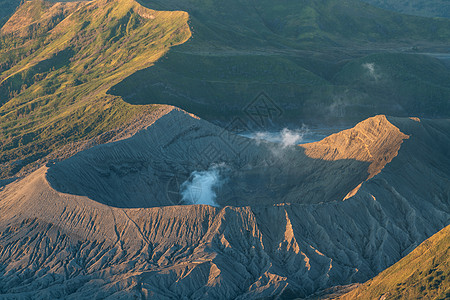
[{"x1": 0, "y1": 112, "x2": 449, "y2": 299}]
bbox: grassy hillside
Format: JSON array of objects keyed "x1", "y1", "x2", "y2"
[
  {"x1": 111, "y1": 0, "x2": 450, "y2": 126},
  {"x1": 339, "y1": 225, "x2": 450, "y2": 300},
  {"x1": 361, "y1": 0, "x2": 450, "y2": 18},
  {"x1": 0, "y1": 0, "x2": 191, "y2": 178}
]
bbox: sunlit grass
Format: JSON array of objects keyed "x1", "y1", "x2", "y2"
[
  {"x1": 340, "y1": 225, "x2": 450, "y2": 299},
  {"x1": 0, "y1": 0, "x2": 191, "y2": 177}
]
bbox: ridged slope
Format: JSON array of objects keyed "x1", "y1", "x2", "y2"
[
  {"x1": 0, "y1": 113, "x2": 448, "y2": 299},
  {"x1": 339, "y1": 225, "x2": 449, "y2": 299}
]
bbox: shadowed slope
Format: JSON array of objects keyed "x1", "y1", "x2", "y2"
[
  {"x1": 145, "y1": 0, "x2": 450, "y2": 46},
  {"x1": 2, "y1": 0, "x2": 450, "y2": 182},
  {"x1": 111, "y1": 0, "x2": 450, "y2": 126},
  {"x1": 0, "y1": 0, "x2": 20, "y2": 24},
  {"x1": 361, "y1": 0, "x2": 450, "y2": 18},
  {"x1": 0, "y1": 1, "x2": 449, "y2": 298}
]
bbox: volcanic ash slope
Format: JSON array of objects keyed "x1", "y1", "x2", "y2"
[
  {"x1": 0, "y1": 110, "x2": 449, "y2": 299},
  {"x1": 339, "y1": 224, "x2": 449, "y2": 300}
]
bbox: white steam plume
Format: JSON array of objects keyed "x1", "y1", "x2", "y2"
[
  {"x1": 247, "y1": 127, "x2": 309, "y2": 148},
  {"x1": 279, "y1": 128, "x2": 305, "y2": 148},
  {"x1": 180, "y1": 164, "x2": 227, "y2": 207},
  {"x1": 362, "y1": 62, "x2": 381, "y2": 81}
]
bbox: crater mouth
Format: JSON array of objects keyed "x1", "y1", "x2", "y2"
[
  {"x1": 46, "y1": 111, "x2": 405, "y2": 209},
  {"x1": 238, "y1": 126, "x2": 346, "y2": 145}
]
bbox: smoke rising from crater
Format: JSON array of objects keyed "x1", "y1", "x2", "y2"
[
  {"x1": 180, "y1": 164, "x2": 228, "y2": 207},
  {"x1": 363, "y1": 62, "x2": 381, "y2": 80},
  {"x1": 279, "y1": 128, "x2": 306, "y2": 147},
  {"x1": 246, "y1": 127, "x2": 309, "y2": 148}
]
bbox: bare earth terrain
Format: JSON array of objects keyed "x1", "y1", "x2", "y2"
[{"x1": 0, "y1": 109, "x2": 448, "y2": 299}]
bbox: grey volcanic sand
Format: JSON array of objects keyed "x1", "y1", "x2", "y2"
[{"x1": 0, "y1": 110, "x2": 449, "y2": 299}]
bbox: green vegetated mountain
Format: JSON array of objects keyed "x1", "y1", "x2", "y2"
[
  {"x1": 110, "y1": 0, "x2": 450, "y2": 126},
  {"x1": 360, "y1": 0, "x2": 450, "y2": 18},
  {"x1": 339, "y1": 224, "x2": 450, "y2": 300},
  {"x1": 2, "y1": 0, "x2": 450, "y2": 180},
  {"x1": 0, "y1": 0, "x2": 191, "y2": 179}
]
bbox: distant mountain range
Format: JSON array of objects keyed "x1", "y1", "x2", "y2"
[
  {"x1": 361, "y1": 0, "x2": 450, "y2": 18},
  {"x1": 112, "y1": 0, "x2": 450, "y2": 126},
  {"x1": 2, "y1": 0, "x2": 449, "y2": 23}
]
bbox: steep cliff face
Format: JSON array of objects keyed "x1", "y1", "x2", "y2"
[{"x1": 0, "y1": 111, "x2": 448, "y2": 299}]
